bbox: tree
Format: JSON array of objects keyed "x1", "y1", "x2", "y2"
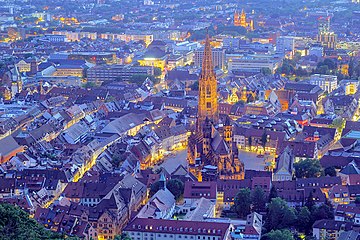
[
  {"x1": 153, "y1": 67, "x2": 162, "y2": 77},
  {"x1": 261, "y1": 131, "x2": 268, "y2": 150},
  {"x1": 330, "y1": 118, "x2": 345, "y2": 134},
  {"x1": 83, "y1": 81, "x2": 96, "y2": 89},
  {"x1": 354, "y1": 63, "x2": 360, "y2": 78},
  {"x1": 149, "y1": 181, "x2": 162, "y2": 197},
  {"x1": 324, "y1": 166, "x2": 337, "y2": 177},
  {"x1": 294, "y1": 158, "x2": 323, "y2": 178},
  {"x1": 268, "y1": 186, "x2": 278, "y2": 202},
  {"x1": 297, "y1": 207, "x2": 312, "y2": 234},
  {"x1": 115, "y1": 233, "x2": 132, "y2": 240},
  {"x1": 312, "y1": 203, "x2": 334, "y2": 222},
  {"x1": 349, "y1": 58, "x2": 355, "y2": 78},
  {"x1": 111, "y1": 153, "x2": 122, "y2": 167},
  {"x1": 262, "y1": 229, "x2": 294, "y2": 240},
  {"x1": 251, "y1": 186, "x2": 266, "y2": 213},
  {"x1": 166, "y1": 179, "x2": 184, "y2": 201},
  {"x1": 265, "y1": 197, "x2": 297, "y2": 231},
  {"x1": 323, "y1": 59, "x2": 336, "y2": 70},
  {"x1": 315, "y1": 65, "x2": 329, "y2": 74},
  {"x1": 315, "y1": 59, "x2": 337, "y2": 74},
  {"x1": 233, "y1": 188, "x2": 252, "y2": 218},
  {"x1": 305, "y1": 191, "x2": 315, "y2": 211},
  {"x1": 295, "y1": 67, "x2": 308, "y2": 77},
  {"x1": 261, "y1": 67, "x2": 272, "y2": 76},
  {"x1": 0, "y1": 203, "x2": 62, "y2": 240},
  {"x1": 191, "y1": 81, "x2": 199, "y2": 91},
  {"x1": 248, "y1": 137, "x2": 252, "y2": 148},
  {"x1": 280, "y1": 207, "x2": 297, "y2": 229}
]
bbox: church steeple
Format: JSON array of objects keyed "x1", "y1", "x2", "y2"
[
  {"x1": 240, "y1": 9, "x2": 246, "y2": 27},
  {"x1": 196, "y1": 33, "x2": 219, "y2": 132}
]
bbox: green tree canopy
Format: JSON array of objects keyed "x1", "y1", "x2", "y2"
[
  {"x1": 261, "y1": 67, "x2": 272, "y2": 76},
  {"x1": 149, "y1": 181, "x2": 163, "y2": 197},
  {"x1": 149, "y1": 179, "x2": 184, "y2": 201},
  {"x1": 166, "y1": 179, "x2": 185, "y2": 201},
  {"x1": 191, "y1": 81, "x2": 199, "y2": 91},
  {"x1": 261, "y1": 131, "x2": 268, "y2": 149},
  {"x1": 0, "y1": 203, "x2": 63, "y2": 240},
  {"x1": 312, "y1": 203, "x2": 334, "y2": 222},
  {"x1": 262, "y1": 229, "x2": 294, "y2": 240},
  {"x1": 153, "y1": 67, "x2": 162, "y2": 77},
  {"x1": 305, "y1": 190, "x2": 315, "y2": 211},
  {"x1": 251, "y1": 186, "x2": 266, "y2": 213},
  {"x1": 297, "y1": 207, "x2": 312, "y2": 234},
  {"x1": 233, "y1": 188, "x2": 252, "y2": 218},
  {"x1": 265, "y1": 197, "x2": 297, "y2": 231},
  {"x1": 268, "y1": 186, "x2": 278, "y2": 202},
  {"x1": 324, "y1": 166, "x2": 337, "y2": 177},
  {"x1": 294, "y1": 158, "x2": 323, "y2": 178}
]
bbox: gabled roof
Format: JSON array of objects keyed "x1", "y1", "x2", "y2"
[{"x1": 313, "y1": 219, "x2": 353, "y2": 231}]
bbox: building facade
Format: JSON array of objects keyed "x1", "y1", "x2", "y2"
[
  {"x1": 187, "y1": 35, "x2": 244, "y2": 181},
  {"x1": 87, "y1": 65, "x2": 154, "y2": 82},
  {"x1": 310, "y1": 74, "x2": 338, "y2": 93}
]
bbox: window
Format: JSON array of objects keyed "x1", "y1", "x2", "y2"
[{"x1": 206, "y1": 102, "x2": 211, "y2": 109}]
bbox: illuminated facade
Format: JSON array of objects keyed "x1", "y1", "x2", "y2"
[
  {"x1": 187, "y1": 34, "x2": 244, "y2": 181},
  {"x1": 316, "y1": 16, "x2": 337, "y2": 50},
  {"x1": 138, "y1": 57, "x2": 166, "y2": 71},
  {"x1": 234, "y1": 9, "x2": 254, "y2": 31}
]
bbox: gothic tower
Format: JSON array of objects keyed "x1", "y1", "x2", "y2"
[
  {"x1": 240, "y1": 9, "x2": 247, "y2": 27},
  {"x1": 196, "y1": 34, "x2": 219, "y2": 132},
  {"x1": 223, "y1": 117, "x2": 232, "y2": 147},
  {"x1": 234, "y1": 10, "x2": 240, "y2": 26}
]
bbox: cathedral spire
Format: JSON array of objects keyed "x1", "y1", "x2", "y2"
[
  {"x1": 196, "y1": 33, "x2": 218, "y2": 132},
  {"x1": 200, "y1": 33, "x2": 215, "y2": 79}
]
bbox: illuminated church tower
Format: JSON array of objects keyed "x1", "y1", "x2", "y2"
[
  {"x1": 196, "y1": 34, "x2": 219, "y2": 132},
  {"x1": 187, "y1": 33, "x2": 244, "y2": 182},
  {"x1": 240, "y1": 9, "x2": 247, "y2": 27},
  {"x1": 234, "y1": 9, "x2": 254, "y2": 31}
]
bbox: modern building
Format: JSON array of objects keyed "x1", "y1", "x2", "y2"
[
  {"x1": 87, "y1": 65, "x2": 154, "y2": 82},
  {"x1": 310, "y1": 74, "x2": 338, "y2": 93},
  {"x1": 276, "y1": 36, "x2": 295, "y2": 57},
  {"x1": 99, "y1": 32, "x2": 153, "y2": 46},
  {"x1": 227, "y1": 55, "x2": 281, "y2": 73},
  {"x1": 195, "y1": 48, "x2": 225, "y2": 71}
]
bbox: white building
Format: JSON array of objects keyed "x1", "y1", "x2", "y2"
[
  {"x1": 276, "y1": 36, "x2": 295, "y2": 56},
  {"x1": 227, "y1": 55, "x2": 281, "y2": 73},
  {"x1": 195, "y1": 48, "x2": 225, "y2": 70},
  {"x1": 310, "y1": 74, "x2": 338, "y2": 93}
]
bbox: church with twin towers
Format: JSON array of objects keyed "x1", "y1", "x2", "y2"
[{"x1": 187, "y1": 33, "x2": 244, "y2": 181}]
